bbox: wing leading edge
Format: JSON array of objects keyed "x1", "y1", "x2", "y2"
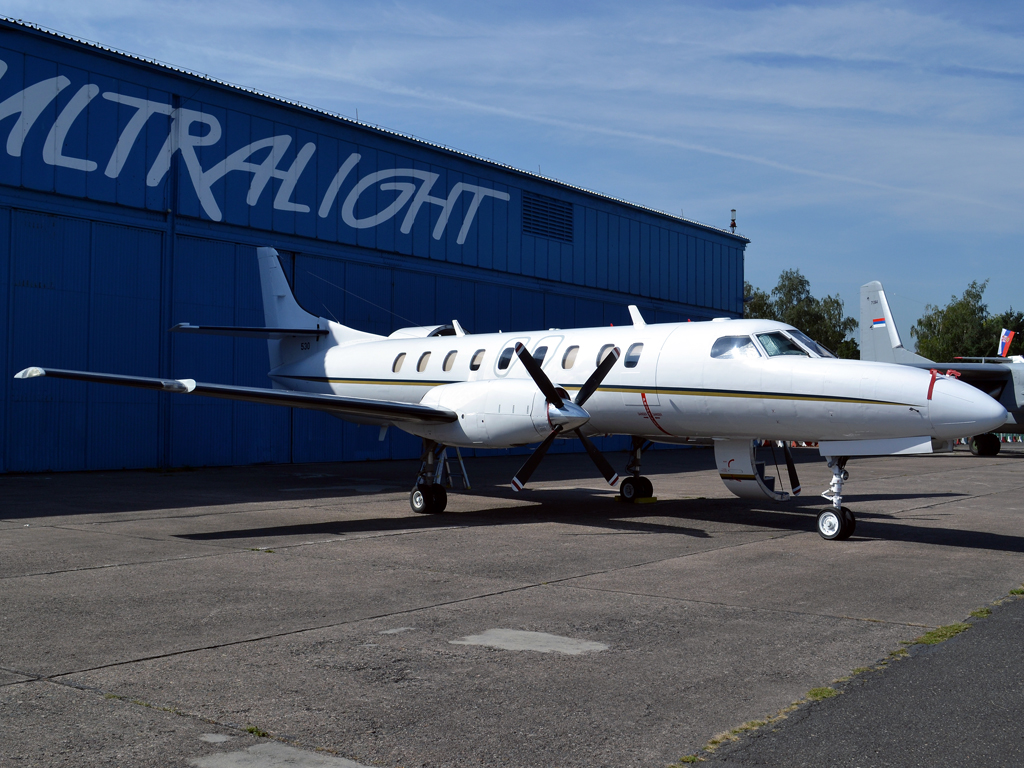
[{"x1": 14, "y1": 367, "x2": 457, "y2": 425}]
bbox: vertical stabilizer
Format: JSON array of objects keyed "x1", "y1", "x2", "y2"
[
  {"x1": 860, "y1": 281, "x2": 932, "y2": 363},
  {"x1": 258, "y1": 247, "x2": 321, "y2": 330},
  {"x1": 256, "y1": 247, "x2": 379, "y2": 371}
]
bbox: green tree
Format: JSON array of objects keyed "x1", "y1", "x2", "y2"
[
  {"x1": 744, "y1": 269, "x2": 859, "y2": 358},
  {"x1": 911, "y1": 280, "x2": 1024, "y2": 359}
]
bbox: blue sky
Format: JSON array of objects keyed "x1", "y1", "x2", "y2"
[{"x1": 5, "y1": 1, "x2": 1022, "y2": 346}]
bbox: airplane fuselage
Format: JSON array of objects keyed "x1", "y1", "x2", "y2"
[{"x1": 268, "y1": 318, "x2": 1002, "y2": 449}]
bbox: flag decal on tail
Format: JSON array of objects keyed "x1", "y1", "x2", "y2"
[{"x1": 872, "y1": 317, "x2": 886, "y2": 328}]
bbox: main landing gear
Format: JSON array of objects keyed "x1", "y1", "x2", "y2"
[
  {"x1": 969, "y1": 433, "x2": 1001, "y2": 457},
  {"x1": 410, "y1": 439, "x2": 448, "y2": 514},
  {"x1": 818, "y1": 456, "x2": 855, "y2": 540},
  {"x1": 619, "y1": 437, "x2": 655, "y2": 503}
]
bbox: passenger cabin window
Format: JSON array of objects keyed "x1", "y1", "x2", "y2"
[
  {"x1": 532, "y1": 346, "x2": 548, "y2": 365},
  {"x1": 562, "y1": 346, "x2": 579, "y2": 369},
  {"x1": 624, "y1": 343, "x2": 643, "y2": 368},
  {"x1": 597, "y1": 344, "x2": 616, "y2": 366},
  {"x1": 470, "y1": 349, "x2": 485, "y2": 370},
  {"x1": 787, "y1": 329, "x2": 837, "y2": 358},
  {"x1": 392, "y1": 353, "x2": 406, "y2": 372},
  {"x1": 443, "y1": 351, "x2": 457, "y2": 372},
  {"x1": 710, "y1": 336, "x2": 761, "y2": 359},
  {"x1": 756, "y1": 332, "x2": 809, "y2": 357},
  {"x1": 417, "y1": 351, "x2": 431, "y2": 372},
  {"x1": 498, "y1": 347, "x2": 515, "y2": 370}
]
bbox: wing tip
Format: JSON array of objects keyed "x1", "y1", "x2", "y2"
[{"x1": 14, "y1": 366, "x2": 45, "y2": 379}]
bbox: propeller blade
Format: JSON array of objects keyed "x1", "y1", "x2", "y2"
[
  {"x1": 511, "y1": 427, "x2": 562, "y2": 491},
  {"x1": 574, "y1": 429, "x2": 620, "y2": 486},
  {"x1": 514, "y1": 342, "x2": 564, "y2": 409},
  {"x1": 783, "y1": 443, "x2": 802, "y2": 495},
  {"x1": 574, "y1": 347, "x2": 620, "y2": 407}
]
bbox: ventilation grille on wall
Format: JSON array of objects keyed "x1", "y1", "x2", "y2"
[{"x1": 522, "y1": 192, "x2": 574, "y2": 243}]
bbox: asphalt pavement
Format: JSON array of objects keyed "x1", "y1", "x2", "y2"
[{"x1": 2, "y1": 443, "x2": 1023, "y2": 767}]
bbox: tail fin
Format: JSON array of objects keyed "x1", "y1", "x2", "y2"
[
  {"x1": 256, "y1": 247, "x2": 378, "y2": 370},
  {"x1": 859, "y1": 281, "x2": 932, "y2": 364}
]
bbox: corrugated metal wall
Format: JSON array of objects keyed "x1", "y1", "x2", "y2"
[{"x1": 0, "y1": 21, "x2": 748, "y2": 473}]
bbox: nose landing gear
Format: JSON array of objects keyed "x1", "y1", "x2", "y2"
[{"x1": 818, "y1": 456, "x2": 855, "y2": 540}]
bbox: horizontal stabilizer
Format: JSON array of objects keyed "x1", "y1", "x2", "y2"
[
  {"x1": 14, "y1": 367, "x2": 457, "y2": 425},
  {"x1": 171, "y1": 323, "x2": 327, "y2": 339}
]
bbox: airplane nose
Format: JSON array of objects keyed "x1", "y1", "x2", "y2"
[{"x1": 929, "y1": 378, "x2": 1007, "y2": 438}]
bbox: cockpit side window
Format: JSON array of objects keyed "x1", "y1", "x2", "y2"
[
  {"x1": 787, "y1": 329, "x2": 837, "y2": 358},
  {"x1": 711, "y1": 336, "x2": 762, "y2": 359},
  {"x1": 756, "y1": 332, "x2": 809, "y2": 357}
]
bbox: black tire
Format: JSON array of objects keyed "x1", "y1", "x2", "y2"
[
  {"x1": 817, "y1": 508, "x2": 843, "y2": 540},
  {"x1": 410, "y1": 484, "x2": 433, "y2": 514},
  {"x1": 836, "y1": 507, "x2": 856, "y2": 540},
  {"x1": 431, "y1": 484, "x2": 448, "y2": 513},
  {"x1": 638, "y1": 476, "x2": 654, "y2": 498},
  {"x1": 970, "y1": 433, "x2": 1001, "y2": 457},
  {"x1": 620, "y1": 476, "x2": 639, "y2": 502}
]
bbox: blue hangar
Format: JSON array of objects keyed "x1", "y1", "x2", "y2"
[{"x1": 0, "y1": 19, "x2": 749, "y2": 473}]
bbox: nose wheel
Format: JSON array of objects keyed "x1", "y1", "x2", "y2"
[{"x1": 817, "y1": 507, "x2": 856, "y2": 540}]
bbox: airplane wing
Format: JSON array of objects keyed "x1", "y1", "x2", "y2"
[{"x1": 13, "y1": 367, "x2": 457, "y2": 425}]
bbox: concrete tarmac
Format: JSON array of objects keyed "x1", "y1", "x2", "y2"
[{"x1": 2, "y1": 444, "x2": 1023, "y2": 767}]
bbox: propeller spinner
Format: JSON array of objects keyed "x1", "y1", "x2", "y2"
[{"x1": 510, "y1": 343, "x2": 621, "y2": 491}]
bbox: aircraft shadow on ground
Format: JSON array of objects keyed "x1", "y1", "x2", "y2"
[{"x1": 175, "y1": 487, "x2": 1024, "y2": 554}]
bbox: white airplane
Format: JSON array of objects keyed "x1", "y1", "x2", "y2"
[{"x1": 15, "y1": 248, "x2": 1006, "y2": 540}]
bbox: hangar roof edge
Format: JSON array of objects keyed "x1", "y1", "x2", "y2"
[{"x1": 0, "y1": 17, "x2": 750, "y2": 245}]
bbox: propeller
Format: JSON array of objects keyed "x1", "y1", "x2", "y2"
[{"x1": 510, "y1": 343, "x2": 621, "y2": 491}]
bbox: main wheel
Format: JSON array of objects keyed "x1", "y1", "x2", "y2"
[
  {"x1": 816, "y1": 508, "x2": 843, "y2": 540},
  {"x1": 620, "y1": 476, "x2": 639, "y2": 502},
  {"x1": 836, "y1": 507, "x2": 856, "y2": 540},
  {"x1": 410, "y1": 483, "x2": 434, "y2": 514},
  {"x1": 638, "y1": 476, "x2": 654, "y2": 498},
  {"x1": 431, "y1": 484, "x2": 448, "y2": 513},
  {"x1": 970, "y1": 433, "x2": 1001, "y2": 457}
]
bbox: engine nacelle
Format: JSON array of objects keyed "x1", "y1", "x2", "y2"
[{"x1": 410, "y1": 380, "x2": 550, "y2": 448}]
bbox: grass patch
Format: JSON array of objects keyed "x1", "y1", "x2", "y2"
[
  {"x1": 246, "y1": 725, "x2": 270, "y2": 738},
  {"x1": 1010, "y1": 587, "x2": 1024, "y2": 596},
  {"x1": 851, "y1": 667, "x2": 872, "y2": 675},
  {"x1": 911, "y1": 622, "x2": 971, "y2": 645},
  {"x1": 807, "y1": 687, "x2": 839, "y2": 701},
  {"x1": 248, "y1": 548, "x2": 275, "y2": 553},
  {"x1": 969, "y1": 607, "x2": 992, "y2": 618},
  {"x1": 103, "y1": 693, "x2": 124, "y2": 700},
  {"x1": 678, "y1": 756, "x2": 702, "y2": 764},
  {"x1": 888, "y1": 648, "x2": 908, "y2": 659}
]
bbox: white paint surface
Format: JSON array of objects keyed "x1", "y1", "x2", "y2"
[
  {"x1": 449, "y1": 629, "x2": 608, "y2": 655},
  {"x1": 190, "y1": 741, "x2": 371, "y2": 767}
]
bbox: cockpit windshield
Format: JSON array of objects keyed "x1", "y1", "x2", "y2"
[
  {"x1": 711, "y1": 335, "x2": 762, "y2": 359},
  {"x1": 787, "y1": 329, "x2": 837, "y2": 358},
  {"x1": 756, "y1": 332, "x2": 810, "y2": 357}
]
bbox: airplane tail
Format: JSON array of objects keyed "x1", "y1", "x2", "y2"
[
  {"x1": 257, "y1": 247, "x2": 377, "y2": 370},
  {"x1": 859, "y1": 281, "x2": 932, "y2": 364}
]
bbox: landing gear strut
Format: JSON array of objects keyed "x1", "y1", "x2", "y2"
[
  {"x1": 818, "y1": 456, "x2": 855, "y2": 540},
  {"x1": 619, "y1": 437, "x2": 654, "y2": 502},
  {"x1": 410, "y1": 439, "x2": 448, "y2": 514}
]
